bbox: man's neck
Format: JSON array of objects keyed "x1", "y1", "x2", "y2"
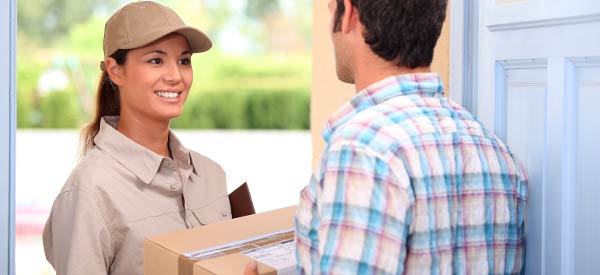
[{"x1": 353, "y1": 52, "x2": 431, "y2": 93}]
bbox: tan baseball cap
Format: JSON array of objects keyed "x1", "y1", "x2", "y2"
[{"x1": 100, "y1": 1, "x2": 212, "y2": 71}]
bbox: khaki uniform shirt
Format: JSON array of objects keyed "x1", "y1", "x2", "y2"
[{"x1": 43, "y1": 116, "x2": 232, "y2": 275}]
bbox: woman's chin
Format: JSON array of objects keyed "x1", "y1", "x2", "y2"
[{"x1": 154, "y1": 110, "x2": 183, "y2": 122}]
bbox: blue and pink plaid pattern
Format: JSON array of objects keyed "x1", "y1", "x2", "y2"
[{"x1": 295, "y1": 73, "x2": 528, "y2": 275}]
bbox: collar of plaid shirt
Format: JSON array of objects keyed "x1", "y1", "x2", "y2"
[{"x1": 322, "y1": 73, "x2": 445, "y2": 143}]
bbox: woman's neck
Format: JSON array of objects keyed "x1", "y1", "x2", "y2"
[{"x1": 116, "y1": 114, "x2": 171, "y2": 158}]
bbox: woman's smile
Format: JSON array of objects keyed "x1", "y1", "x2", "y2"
[{"x1": 154, "y1": 90, "x2": 183, "y2": 102}]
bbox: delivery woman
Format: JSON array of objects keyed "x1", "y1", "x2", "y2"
[{"x1": 42, "y1": 2, "x2": 232, "y2": 274}]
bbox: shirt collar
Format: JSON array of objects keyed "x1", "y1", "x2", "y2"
[
  {"x1": 94, "y1": 116, "x2": 193, "y2": 184},
  {"x1": 322, "y1": 73, "x2": 444, "y2": 142}
]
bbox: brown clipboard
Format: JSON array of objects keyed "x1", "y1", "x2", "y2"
[{"x1": 228, "y1": 182, "x2": 256, "y2": 218}]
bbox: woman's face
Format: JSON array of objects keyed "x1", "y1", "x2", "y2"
[{"x1": 116, "y1": 33, "x2": 193, "y2": 123}]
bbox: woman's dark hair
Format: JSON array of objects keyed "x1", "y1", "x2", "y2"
[
  {"x1": 80, "y1": 49, "x2": 130, "y2": 156},
  {"x1": 334, "y1": 0, "x2": 447, "y2": 68}
]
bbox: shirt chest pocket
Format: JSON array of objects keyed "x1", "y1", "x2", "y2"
[{"x1": 189, "y1": 196, "x2": 232, "y2": 226}]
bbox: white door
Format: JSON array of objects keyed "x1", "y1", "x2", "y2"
[{"x1": 473, "y1": 0, "x2": 600, "y2": 274}]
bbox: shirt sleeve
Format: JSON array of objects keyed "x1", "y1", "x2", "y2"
[
  {"x1": 301, "y1": 143, "x2": 414, "y2": 275},
  {"x1": 43, "y1": 189, "x2": 114, "y2": 275}
]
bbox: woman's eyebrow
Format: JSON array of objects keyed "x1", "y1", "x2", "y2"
[
  {"x1": 142, "y1": 49, "x2": 191, "y2": 56},
  {"x1": 143, "y1": 49, "x2": 167, "y2": 56}
]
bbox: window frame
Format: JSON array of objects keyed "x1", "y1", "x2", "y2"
[{"x1": 1, "y1": 0, "x2": 17, "y2": 274}]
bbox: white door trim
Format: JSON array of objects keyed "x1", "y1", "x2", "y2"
[
  {"x1": 449, "y1": 0, "x2": 479, "y2": 115},
  {"x1": 1, "y1": 0, "x2": 16, "y2": 274},
  {"x1": 562, "y1": 56, "x2": 600, "y2": 275},
  {"x1": 488, "y1": 12, "x2": 600, "y2": 32}
]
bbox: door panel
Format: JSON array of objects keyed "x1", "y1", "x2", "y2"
[
  {"x1": 496, "y1": 60, "x2": 548, "y2": 275},
  {"x1": 476, "y1": 1, "x2": 600, "y2": 274},
  {"x1": 573, "y1": 59, "x2": 600, "y2": 275}
]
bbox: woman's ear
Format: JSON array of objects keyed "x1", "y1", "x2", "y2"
[{"x1": 105, "y1": 57, "x2": 124, "y2": 86}]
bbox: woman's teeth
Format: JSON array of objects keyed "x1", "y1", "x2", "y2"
[{"x1": 155, "y1": 91, "x2": 179, "y2": 98}]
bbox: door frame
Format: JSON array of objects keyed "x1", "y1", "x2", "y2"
[
  {"x1": 449, "y1": 0, "x2": 479, "y2": 115},
  {"x1": 1, "y1": 0, "x2": 16, "y2": 274}
]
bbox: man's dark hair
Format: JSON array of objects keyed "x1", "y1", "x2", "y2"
[{"x1": 334, "y1": 0, "x2": 447, "y2": 68}]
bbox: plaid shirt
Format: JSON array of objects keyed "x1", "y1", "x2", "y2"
[{"x1": 295, "y1": 74, "x2": 528, "y2": 275}]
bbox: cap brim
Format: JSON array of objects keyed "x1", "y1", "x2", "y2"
[{"x1": 119, "y1": 26, "x2": 212, "y2": 54}]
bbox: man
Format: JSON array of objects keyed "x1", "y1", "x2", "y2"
[{"x1": 248, "y1": 0, "x2": 527, "y2": 274}]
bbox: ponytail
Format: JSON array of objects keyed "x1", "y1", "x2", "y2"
[{"x1": 79, "y1": 49, "x2": 129, "y2": 157}]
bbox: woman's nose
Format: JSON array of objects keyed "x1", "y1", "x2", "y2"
[{"x1": 164, "y1": 61, "x2": 182, "y2": 84}]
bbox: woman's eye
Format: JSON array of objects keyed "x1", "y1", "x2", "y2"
[
  {"x1": 148, "y1": 58, "x2": 162, "y2": 64},
  {"x1": 179, "y1": 58, "x2": 191, "y2": 65}
]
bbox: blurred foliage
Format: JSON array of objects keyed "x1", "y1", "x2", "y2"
[
  {"x1": 16, "y1": 54, "x2": 43, "y2": 128},
  {"x1": 176, "y1": 53, "x2": 310, "y2": 129},
  {"x1": 38, "y1": 91, "x2": 80, "y2": 128},
  {"x1": 17, "y1": 0, "x2": 312, "y2": 130},
  {"x1": 173, "y1": 89, "x2": 310, "y2": 130},
  {"x1": 245, "y1": 90, "x2": 310, "y2": 129},
  {"x1": 246, "y1": 0, "x2": 280, "y2": 19},
  {"x1": 17, "y1": 0, "x2": 119, "y2": 44},
  {"x1": 174, "y1": 91, "x2": 249, "y2": 129}
]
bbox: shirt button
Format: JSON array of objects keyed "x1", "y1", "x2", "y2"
[
  {"x1": 170, "y1": 184, "x2": 177, "y2": 190},
  {"x1": 221, "y1": 210, "x2": 229, "y2": 217},
  {"x1": 163, "y1": 160, "x2": 171, "y2": 168}
]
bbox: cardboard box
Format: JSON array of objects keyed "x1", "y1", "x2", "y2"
[{"x1": 144, "y1": 206, "x2": 297, "y2": 275}]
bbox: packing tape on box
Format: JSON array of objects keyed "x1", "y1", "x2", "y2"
[{"x1": 177, "y1": 229, "x2": 295, "y2": 275}]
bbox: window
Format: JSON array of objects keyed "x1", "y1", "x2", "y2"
[{"x1": 15, "y1": 0, "x2": 311, "y2": 273}]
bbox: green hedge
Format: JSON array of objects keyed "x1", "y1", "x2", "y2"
[
  {"x1": 16, "y1": 55, "x2": 43, "y2": 128},
  {"x1": 16, "y1": 55, "x2": 82, "y2": 128},
  {"x1": 245, "y1": 90, "x2": 310, "y2": 129},
  {"x1": 172, "y1": 89, "x2": 309, "y2": 129},
  {"x1": 18, "y1": 88, "x2": 310, "y2": 130},
  {"x1": 38, "y1": 90, "x2": 81, "y2": 128},
  {"x1": 17, "y1": 35, "x2": 311, "y2": 129}
]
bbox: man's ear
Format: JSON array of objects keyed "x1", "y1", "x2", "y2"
[
  {"x1": 340, "y1": 0, "x2": 359, "y2": 34},
  {"x1": 105, "y1": 57, "x2": 124, "y2": 86}
]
